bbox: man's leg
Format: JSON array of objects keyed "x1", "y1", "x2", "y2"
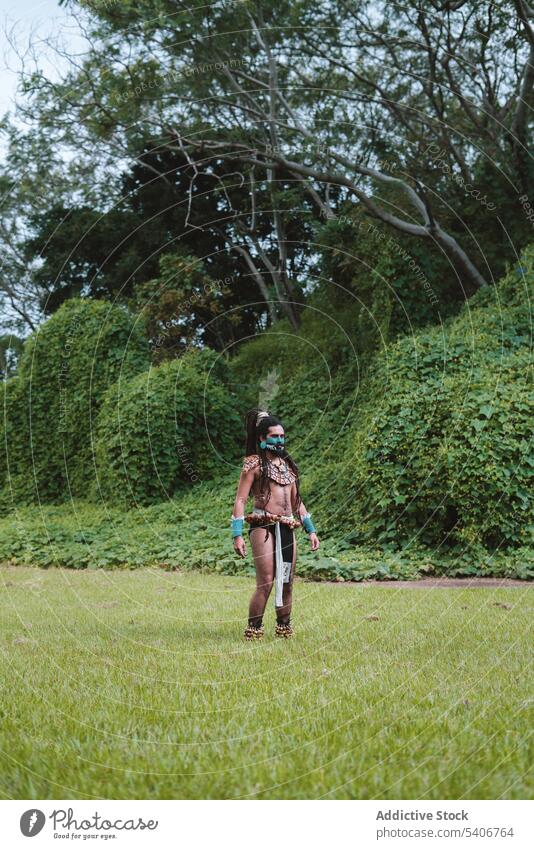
[
  {"x1": 275, "y1": 528, "x2": 296, "y2": 634},
  {"x1": 246, "y1": 526, "x2": 275, "y2": 637}
]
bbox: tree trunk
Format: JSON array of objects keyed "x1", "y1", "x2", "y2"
[{"x1": 431, "y1": 225, "x2": 488, "y2": 292}]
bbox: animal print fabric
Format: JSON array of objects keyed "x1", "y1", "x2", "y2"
[{"x1": 242, "y1": 454, "x2": 296, "y2": 486}]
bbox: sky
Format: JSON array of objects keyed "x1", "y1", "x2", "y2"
[
  {"x1": 0, "y1": 0, "x2": 86, "y2": 335},
  {"x1": 0, "y1": 0, "x2": 84, "y2": 118}
]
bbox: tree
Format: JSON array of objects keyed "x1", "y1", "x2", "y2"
[
  {"x1": 23, "y1": 142, "x2": 313, "y2": 344},
  {"x1": 0, "y1": 334, "x2": 23, "y2": 379},
  {"x1": 0, "y1": 114, "x2": 104, "y2": 335},
  {"x1": 9, "y1": 0, "x2": 534, "y2": 327}
]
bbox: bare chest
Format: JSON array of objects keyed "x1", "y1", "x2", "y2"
[{"x1": 252, "y1": 461, "x2": 295, "y2": 510}]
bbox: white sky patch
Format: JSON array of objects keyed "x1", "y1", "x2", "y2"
[{"x1": 1, "y1": 0, "x2": 86, "y2": 118}]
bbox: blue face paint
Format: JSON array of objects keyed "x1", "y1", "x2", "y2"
[{"x1": 260, "y1": 435, "x2": 285, "y2": 452}]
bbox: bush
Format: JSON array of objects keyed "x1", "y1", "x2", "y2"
[
  {"x1": 1, "y1": 497, "x2": 531, "y2": 578},
  {"x1": 0, "y1": 299, "x2": 150, "y2": 508},
  {"x1": 318, "y1": 247, "x2": 534, "y2": 552},
  {"x1": 1, "y1": 243, "x2": 533, "y2": 570},
  {"x1": 94, "y1": 348, "x2": 242, "y2": 506}
]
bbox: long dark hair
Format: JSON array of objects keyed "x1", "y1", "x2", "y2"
[{"x1": 244, "y1": 408, "x2": 302, "y2": 510}]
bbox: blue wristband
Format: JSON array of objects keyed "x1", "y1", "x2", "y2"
[
  {"x1": 302, "y1": 513, "x2": 316, "y2": 534},
  {"x1": 231, "y1": 516, "x2": 244, "y2": 538}
]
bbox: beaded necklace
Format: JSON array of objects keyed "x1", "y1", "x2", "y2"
[{"x1": 266, "y1": 456, "x2": 295, "y2": 486}]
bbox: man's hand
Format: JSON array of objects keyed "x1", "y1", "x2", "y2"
[
  {"x1": 309, "y1": 532, "x2": 320, "y2": 552},
  {"x1": 233, "y1": 535, "x2": 247, "y2": 558}
]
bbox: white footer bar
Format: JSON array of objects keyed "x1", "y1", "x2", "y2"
[{"x1": 3, "y1": 799, "x2": 533, "y2": 849}]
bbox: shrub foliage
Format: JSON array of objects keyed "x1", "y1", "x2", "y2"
[
  {"x1": 1, "y1": 246, "x2": 533, "y2": 569},
  {"x1": 0, "y1": 299, "x2": 150, "y2": 508},
  {"x1": 308, "y1": 249, "x2": 534, "y2": 553},
  {"x1": 94, "y1": 348, "x2": 242, "y2": 506}
]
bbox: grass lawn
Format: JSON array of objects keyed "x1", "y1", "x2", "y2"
[{"x1": 0, "y1": 565, "x2": 532, "y2": 800}]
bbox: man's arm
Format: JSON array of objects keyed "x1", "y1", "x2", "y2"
[
  {"x1": 292, "y1": 482, "x2": 313, "y2": 522},
  {"x1": 232, "y1": 467, "x2": 255, "y2": 521},
  {"x1": 293, "y1": 485, "x2": 320, "y2": 551},
  {"x1": 296, "y1": 499, "x2": 310, "y2": 521},
  {"x1": 231, "y1": 465, "x2": 256, "y2": 556}
]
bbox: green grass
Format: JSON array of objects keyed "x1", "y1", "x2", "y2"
[{"x1": 1, "y1": 566, "x2": 532, "y2": 799}]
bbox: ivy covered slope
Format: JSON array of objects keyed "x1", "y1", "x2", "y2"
[
  {"x1": 0, "y1": 301, "x2": 242, "y2": 513},
  {"x1": 94, "y1": 348, "x2": 242, "y2": 506},
  {"x1": 0, "y1": 248, "x2": 532, "y2": 579},
  {"x1": 306, "y1": 247, "x2": 533, "y2": 569},
  {"x1": 0, "y1": 300, "x2": 150, "y2": 510}
]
